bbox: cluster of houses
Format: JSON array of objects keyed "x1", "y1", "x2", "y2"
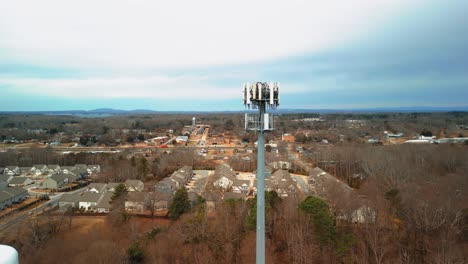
[
  {"x1": 0, "y1": 164, "x2": 101, "y2": 190},
  {"x1": 57, "y1": 166, "x2": 196, "y2": 214},
  {"x1": 206, "y1": 163, "x2": 301, "y2": 201},
  {"x1": 59, "y1": 179, "x2": 146, "y2": 213}
]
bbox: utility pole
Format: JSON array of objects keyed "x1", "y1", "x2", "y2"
[{"x1": 243, "y1": 82, "x2": 280, "y2": 264}]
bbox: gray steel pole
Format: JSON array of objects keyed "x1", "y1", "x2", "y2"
[{"x1": 256, "y1": 101, "x2": 266, "y2": 264}]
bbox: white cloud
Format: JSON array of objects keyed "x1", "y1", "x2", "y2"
[
  {"x1": 0, "y1": 76, "x2": 237, "y2": 99},
  {"x1": 0, "y1": 75, "x2": 307, "y2": 99},
  {"x1": 0, "y1": 0, "x2": 412, "y2": 69}
]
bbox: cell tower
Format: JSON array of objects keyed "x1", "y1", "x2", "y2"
[{"x1": 243, "y1": 82, "x2": 280, "y2": 264}]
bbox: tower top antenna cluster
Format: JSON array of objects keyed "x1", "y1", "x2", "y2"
[{"x1": 243, "y1": 82, "x2": 280, "y2": 110}]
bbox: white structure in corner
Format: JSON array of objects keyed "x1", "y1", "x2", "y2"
[{"x1": 0, "y1": 245, "x2": 19, "y2": 264}]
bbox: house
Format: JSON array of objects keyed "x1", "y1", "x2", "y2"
[
  {"x1": 59, "y1": 193, "x2": 79, "y2": 209},
  {"x1": 155, "y1": 166, "x2": 193, "y2": 193},
  {"x1": 78, "y1": 192, "x2": 102, "y2": 211},
  {"x1": 40, "y1": 173, "x2": 76, "y2": 190},
  {"x1": 211, "y1": 163, "x2": 250, "y2": 194},
  {"x1": 75, "y1": 164, "x2": 88, "y2": 171},
  {"x1": 32, "y1": 164, "x2": 48, "y2": 174},
  {"x1": 71, "y1": 165, "x2": 89, "y2": 179},
  {"x1": 282, "y1": 133, "x2": 296, "y2": 142},
  {"x1": 170, "y1": 166, "x2": 193, "y2": 188},
  {"x1": 87, "y1": 165, "x2": 101, "y2": 174},
  {"x1": 61, "y1": 166, "x2": 75, "y2": 174},
  {"x1": 3, "y1": 166, "x2": 19, "y2": 176},
  {"x1": 105, "y1": 182, "x2": 121, "y2": 192},
  {"x1": 308, "y1": 167, "x2": 353, "y2": 199},
  {"x1": 350, "y1": 205, "x2": 376, "y2": 224},
  {"x1": 155, "y1": 178, "x2": 178, "y2": 194},
  {"x1": 175, "y1": 136, "x2": 189, "y2": 143},
  {"x1": 2, "y1": 187, "x2": 28, "y2": 204},
  {"x1": 8, "y1": 177, "x2": 33, "y2": 187},
  {"x1": 85, "y1": 183, "x2": 107, "y2": 193},
  {"x1": 264, "y1": 170, "x2": 299, "y2": 198},
  {"x1": 96, "y1": 192, "x2": 113, "y2": 213},
  {"x1": 125, "y1": 192, "x2": 148, "y2": 212},
  {"x1": 268, "y1": 161, "x2": 291, "y2": 170},
  {"x1": 253, "y1": 166, "x2": 273, "y2": 177},
  {"x1": 19, "y1": 167, "x2": 33, "y2": 176},
  {"x1": 335, "y1": 198, "x2": 377, "y2": 224},
  {"x1": 0, "y1": 191, "x2": 12, "y2": 210},
  {"x1": 125, "y1": 180, "x2": 144, "y2": 192},
  {"x1": 0, "y1": 180, "x2": 7, "y2": 190},
  {"x1": 147, "y1": 192, "x2": 173, "y2": 211},
  {"x1": 0, "y1": 174, "x2": 14, "y2": 184},
  {"x1": 47, "y1": 165, "x2": 61, "y2": 174}
]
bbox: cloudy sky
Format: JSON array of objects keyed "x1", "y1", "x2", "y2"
[{"x1": 0, "y1": 0, "x2": 467, "y2": 111}]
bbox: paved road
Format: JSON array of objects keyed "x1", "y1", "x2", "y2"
[{"x1": 187, "y1": 170, "x2": 211, "y2": 194}]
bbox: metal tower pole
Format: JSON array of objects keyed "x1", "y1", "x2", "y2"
[
  {"x1": 243, "y1": 81, "x2": 279, "y2": 264},
  {"x1": 256, "y1": 101, "x2": 266, "y2": 264}
]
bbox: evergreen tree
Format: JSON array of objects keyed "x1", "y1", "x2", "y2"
[
  {"x1": 168, "y1": 187, "x2": 191, "y2": 219},
  {"x1": 111, "y1": 183, "x2": 127, "y2": 200},
  {"x1": 299, "y1": 196, "x2": 336, "y2": 247}
]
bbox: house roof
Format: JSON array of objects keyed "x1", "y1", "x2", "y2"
[
  {"x1": 50, "y1": 173, "x2": 71, "y2": 183},
  {"x1": 215, "y1": 163, "x2": 236, "y2": 179},
  {"x1": 79, "y1": 192, "x2": 101, "y2": 203},
  {"x1": 0, "y1": 191, "x2": 13, "y2": 203},
  {"x1": 87, "y1": 165, "x2": 101, "y2": 172},
  {"x1": 0, "y1": 175, "x2": 12, "y2": 183},
  {"x1": 86, "y1": 183, "x2": 107, "y2": 193},
  {"x1": 19, "y1": 167, "x2": 33, "y2": 173},
  {"x1": 5, "y1": 166, "x2": 19, "y2": 170},
  {"x1": 106, "y1": 182, "x2": 121, "y2": 190},
  {"x1": 151, "y1": 192, "x2": 173, "y2": 201},
  {"x1": 127, "y1": 192, "x2": 148, "y2": 203},
  {"x1": 9, "y1": 177, "x2": 31, "y2": 185},
  {"x1": 48, "y1": 165, "x2": 60, "y2": 170},
  {"x1": 2, "y1": 187, "x2": 27, "y2": 196},
  {"x1": 73, "y1": 165, "x2": 88, "y2": 174},
  {"x1": 158, "y1": 178, "x2": 178, "y2": 190},
  {"x1": 309, "y1": 167, "x2": 354, "y2": 199},
  {"x1": 125, "y1": 180, "x2": 144, "y2": 188},
  {"x1": 33, "y1": 164, "x2": 47, "y2": 169},
  {"x1": 201, "y1": 191, "x2": 222, "y2": 201},
  {"x1": 169, "y1": 166, "x2": 193, "y2": 185},
  {"x1": 96, "y1": 192, "x2": 113, "y2": 209},
  {"x1": 60, "y1": 193, "x2": 79, "y2": 203}
]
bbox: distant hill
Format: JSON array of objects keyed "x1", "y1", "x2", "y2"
[{"x1": 0, "y1": 106, "x2": 467, "y2": 116}]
